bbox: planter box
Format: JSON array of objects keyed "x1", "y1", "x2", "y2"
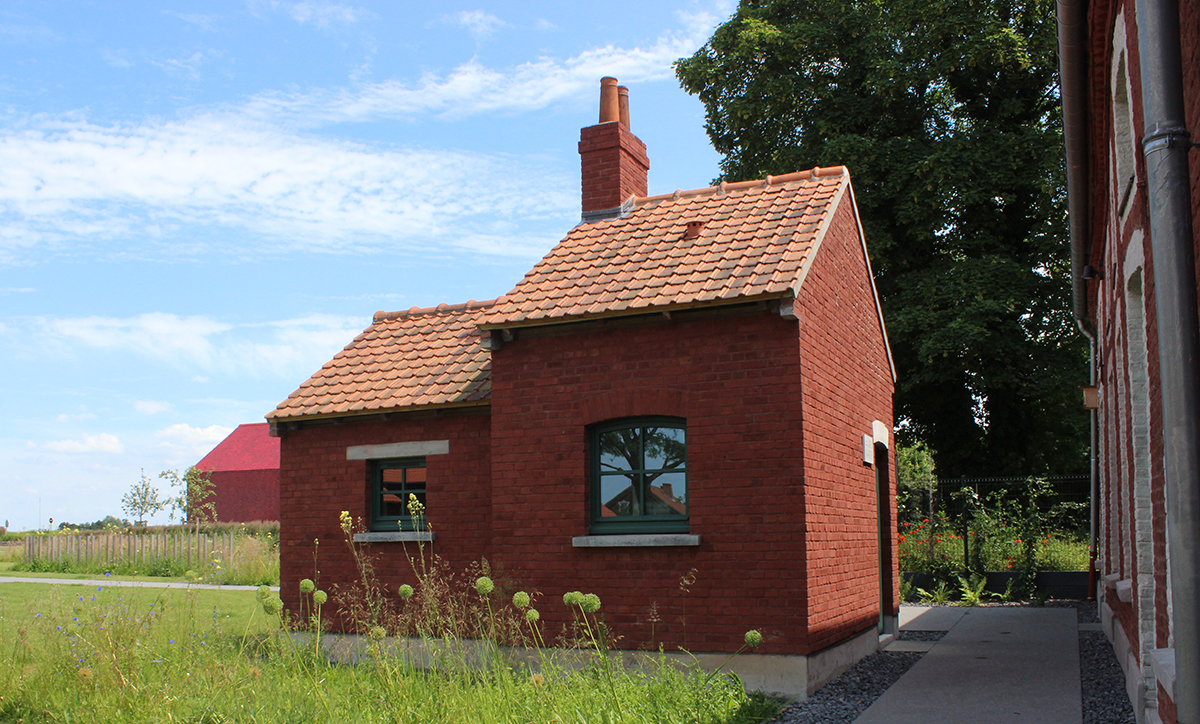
[{"x1": 902, "y1": 570, "x2": 1089, "y2": 599}]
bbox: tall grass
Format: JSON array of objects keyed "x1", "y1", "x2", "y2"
[{"x1": 0, "y1": 505, "x2": 781, "y2": 723}]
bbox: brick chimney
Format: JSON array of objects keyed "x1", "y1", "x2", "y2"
[{"x1": 579, "y1": 77, "x2": 649, "y2": 222}]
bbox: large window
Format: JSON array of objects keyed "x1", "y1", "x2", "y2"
[
  {"x1": 371, "y1": 458, "x2": 426, "y2": 531},
  {"x1": 590, "y1": 419, "x2": 687, "y2": 533}
]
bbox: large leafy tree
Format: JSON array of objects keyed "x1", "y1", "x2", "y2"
[{"x1": 677, "y1": 0, "x2": 1087, "y2": 477}]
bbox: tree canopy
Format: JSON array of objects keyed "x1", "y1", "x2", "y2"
[{"x1": 676, "y1": 0, "x2": 1087, "y2": 477}]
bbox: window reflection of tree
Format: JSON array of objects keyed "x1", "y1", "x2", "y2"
[{"x1": 599, "y1": 426, "x2": 685, "y2": 517}]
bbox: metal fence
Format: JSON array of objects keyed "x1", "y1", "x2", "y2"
[{"x1": 899, "y1": 474, "x2": 1091, "y2": 529}]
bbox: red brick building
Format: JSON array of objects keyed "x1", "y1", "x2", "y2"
[
  {"x1": 267, "y1": 78, "x2": 896, "y2": 697},
  {"x1": 194, "y1": 423, "x2": 280, "y2": 522},
  {"x1": 1058, "y1": 0, "x2": 1199, "y2": 720}
]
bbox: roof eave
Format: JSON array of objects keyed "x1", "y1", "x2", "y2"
[{"x1": 478, "y1": 291, "x2": 798, "y2": 332}]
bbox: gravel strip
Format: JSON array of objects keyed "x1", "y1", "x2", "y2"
[
  {"x1": 767, "y1": 601, "x2": 1132, "y2": 724},
  {"x1": 1079, "y1": 631, "x2": 1134, "y2": 724},
  {"x1": 768, "y1": 651, "x2": 924, "y2": 724}
]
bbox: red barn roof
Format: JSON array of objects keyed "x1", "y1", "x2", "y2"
[{"x1": 195, "y1": 423, "x2": 279, "y2": 472}]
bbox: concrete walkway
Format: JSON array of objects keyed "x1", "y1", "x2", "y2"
[
  {"x1": 856, "y1": 606, "x2": 1081, "y2": 724},
  {"x1": 0, "y1": 575, "x2": 277, "y2": 592}
]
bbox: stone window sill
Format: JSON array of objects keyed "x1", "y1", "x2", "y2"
[
  {"x1": 572, "y1": 534, "x2": 700, "y2": 548},
  {"x1": 353, "y1": 532, "x2": 435, "y2": 543}
]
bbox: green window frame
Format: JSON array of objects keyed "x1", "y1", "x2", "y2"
[
  {"x1": 371, "y1": 458, "x2": 427, "y2": 531},
  {"x1": 590, "y1": 418, "x2": 688, "y2": 534}
]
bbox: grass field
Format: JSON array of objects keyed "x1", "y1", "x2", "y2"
[{"x1": 0, "y1": 581, "x2": 781, "y2": 723}]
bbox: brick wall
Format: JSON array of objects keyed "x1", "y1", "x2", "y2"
[
  {"x1": 486, "y1": 205, "x2": 893, "y2": 656},
  {"x1": 212, "y1": 469, "x2": 280, "y2": 522},
  {"x1": 488, "y1": 308, "x2": 812, "y2": 654},
  {"x1": 277, "y1": 410, "x2": 491, "y2": 625},
  {"x1": 795, "y1": 197, "x2": 897, "y2": 651},
  {"x1": 579, "y1": 122, "x2": 648, "y2": 215}
]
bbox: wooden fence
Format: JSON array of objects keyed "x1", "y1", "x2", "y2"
[{"x1": 23, "y1": 530, "x2": 239, "y2": 571}]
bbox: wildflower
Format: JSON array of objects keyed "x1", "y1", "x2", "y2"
[
  {"x1": 312, "y1": 590, "x2": 328, "y2": 606},
  {"x1": 563, "y1": 591, "x2": 583, "y2": 607},
  {"x1": 368, "y1": 626, "x2": 386, "y2": 642},
  {"x1": 339, "y1": 510, "x2": 352, "y2": 531},
  {"x1": 262, "y1": 596, "x2": 284, "y2": 615},
  {"x1": 529, "y1": 673, "x2": 545, "y2": 686},
  {"x1": 77, "y1": 667, "x2": 93, "y2": 681},
  {"x1": 398, "y1": 584, "x2": 414, "y2": 600},
  {"x1": 299, "y1": 579, "x2": 315, "y2": 594},
  {"x1": 256, "y1": 585, "x2": 271, "y2": 603},
  {"x1": 581, "y1": 593, "x2": 601, "y2": 614},
  {"x1": 475, "y1": 576, "x2": 495, "y2": 596},
  {"x1": 744, "y1": 630, "x2": 763, "y2": 648},
  {"x1": 525, "y1": 609, "x2": 540, "y2": 623},
  {"x1": 512, "y1": 591, "x2": 531, "y2": 609}
]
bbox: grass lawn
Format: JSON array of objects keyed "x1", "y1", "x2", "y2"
[
  {"x1": 0, "y1": 582, "x2": 272, "y2": 645},
  {"x1": 0, "y1": 568, "x2": 191, "y2": 583},
  {"x1": 0, "y1": 581, "x2": 781, "y2": 723}
]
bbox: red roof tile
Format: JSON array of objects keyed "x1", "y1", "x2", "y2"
[
  {"x1": 482, "y1": 167, "x2": 850, "y2": 327},
  {"x1": 195, "y1": 423, "x2": 279, "y2": 472},
  {"x1": 267, "y1": 300, "x2": 494, "y2": 422}
]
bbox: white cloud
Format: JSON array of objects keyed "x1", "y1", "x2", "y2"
[
  {"x1": 251, "y1": 22, "x2": 713, "y2": 125},
  {"x1": 453, "y1": 10, "x2": 506, "y2": 40},
  {"x1": 100, "y1": 49, "x2": 134, "y2": 68},
  {"x1": 155, "y1": 423, "x2": 233, "y2": 454},
  {"x1": 56, "y1": 411, "x2": 97, "y2": 422},
  {"x1": 167, "y1": 12, "x2": 220, "y2": 32},
  {"x1": 1, "y1": 287, "x2": 34, "y2": 293},
  {"x1": 41, "y1": 311, "x2": 368, "y2": 379},
  {"x1": 43, "y1": 432, "x2": 124, "y2": 454},
  {"x1": 0, "y1": 111, "x2": 570, "y2": 263},
  {"x1": 151, "y1": 50, "x2": 210, "y2": 80},
  {"x1": 48, "y1": 313, "x2": 230, "y2": 366},
  {"x1": 192, "y1": 375, "x2": 209, "y2": 383},
  {"x1": 0, "y1": 9, "x2": 720, "y2": 265},
  {"x1": 135, "y1": 400, "x2": 174, "y2": 414},
  {"x1": 253, "y1": 1, "x2": 363, "y2": 28}
]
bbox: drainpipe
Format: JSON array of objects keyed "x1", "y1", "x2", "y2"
[
  {"x1": 1135, "y1": 0, "x2": 1200, "y2": 718},
  {"x1": 1055, "y1": 0, "x2": 1100, "y2": 599}
]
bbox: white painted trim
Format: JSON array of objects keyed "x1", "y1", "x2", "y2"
[
  {"x1": 571, "y1": 534, "x2": 700, "y2": 548},
  {"x1": 353, "y1": 532, "x2": 435, "y2": 543},
  {"x1": 872, "y1": 420, "x2": 890, "y2": 449},
  {"x1": 1150, "y1": 648, "x2": 1176, "y2": 703},
  {"x1": 346, "y1": 440, "x2": 449, "y2": 460}
]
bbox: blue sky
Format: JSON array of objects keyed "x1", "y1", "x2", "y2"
[{"x1": 0, "y1": 0, "x2": 731, "y2": 530}]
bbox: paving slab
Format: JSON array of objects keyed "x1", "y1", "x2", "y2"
[
  {"x1": 0, "y1": 576, "x2": 276, "y2": 591},
  {"x1": 899, "y1": 605, "x2": 967, "y2": 631},
  {"x1": 856, "y1": 607, "x2": 1080, "y2": 724},
  {"x1": 883, "y1": 640, "x2": 937, "y2": 653}
]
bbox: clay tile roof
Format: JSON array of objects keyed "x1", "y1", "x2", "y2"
[
  {"x1": 482, "y1": 167, "x2": 849, "y2": 327},
  {"x1": 267, "y1": 299, "x2": 495, "y2": 422}
]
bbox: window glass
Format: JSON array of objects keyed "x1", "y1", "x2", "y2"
[
  {"x1": 591, "y1": 419, "x2": 687, "y2": 533},
  {"x1": 371, "y1": 458, "x2": 426, "y2": 531}
]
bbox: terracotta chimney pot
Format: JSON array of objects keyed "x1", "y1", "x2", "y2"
[
  {"x1": 618, "y1": 86, "x2": 630, "y2": 129},
  {"x1": 599, "y1": 77, "x2": 620, "y2": 124}
]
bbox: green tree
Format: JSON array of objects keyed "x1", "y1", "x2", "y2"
[
  {"x1": 122, "y1": 469, "x2": 164, "y2": 525},
  {"x1": 676, "y1": 0, "x2": 1088, "y2": 477},
  {"x1": 160, "y1": 466, "x2": 216, "y2": 529}
]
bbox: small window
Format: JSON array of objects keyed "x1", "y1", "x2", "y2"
[
  {"x1": 590, "y1": 419, "x2": 688, "y2": 533},
  {"x1": 371, "y1": 458, "x2": 426, "y2": 531}
]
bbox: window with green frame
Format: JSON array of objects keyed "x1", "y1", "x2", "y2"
[
  {"x1": 371, "y1": 458, "x2": 426, "y2": 531},
  {"x1": 590, "y1": 418, "x2": 687, "y2": 533}
]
